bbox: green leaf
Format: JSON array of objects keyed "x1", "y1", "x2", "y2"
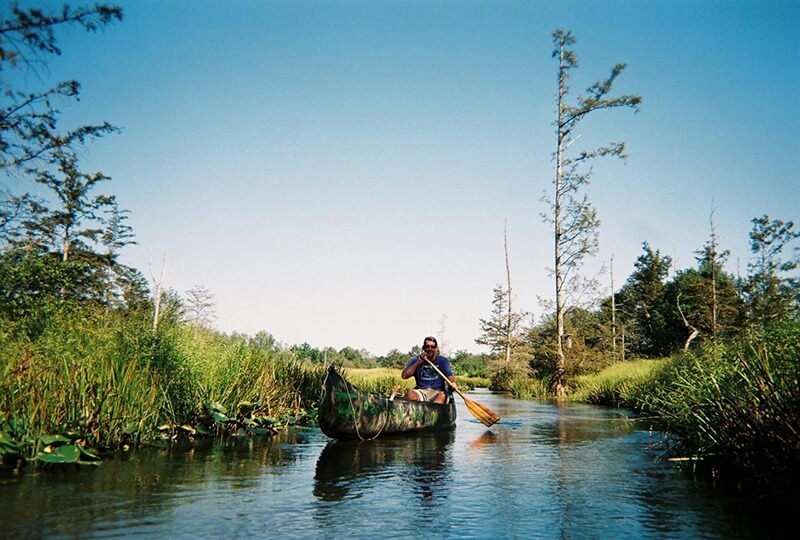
[
  {"x1": 36, "y1": 444, "x2": 80, "y2": 463},
  {"x1": 38, "y1": 434, "x2": 71, "y2": 446},
  {"x1": 0, "y1": 439, "x2": 24, "y2": 456},
  {"x1": 209, "y1": 411, "x2": 229, "y2": 423},
  {"x1": 206, "y1": 401, "x2": 227, "y2": 414},
  {"x1": 122, "y1": 422, "x2": 139, "y2": 435},
  {"x1": 237, "y1": 401, "x2": 255, "y2": 415},
  {"x1": 77, "y1": 445, "x2": 101, "y2": 461}
]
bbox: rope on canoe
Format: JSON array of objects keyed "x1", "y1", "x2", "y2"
[{"x1": 344, "y1": 381, "x2": 389, "y2": 442}]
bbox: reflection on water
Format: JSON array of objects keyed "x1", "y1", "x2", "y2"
[
  {"x1": 0, "y1": 393, "x2": 791, "y2": 539},
  {"x1": 314, "y1": 431, "x2": 453, "y2": 502}
]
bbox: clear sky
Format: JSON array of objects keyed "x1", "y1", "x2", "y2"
[{"x1": 22, "y1": 0, "x2": 799, "y2": 356}]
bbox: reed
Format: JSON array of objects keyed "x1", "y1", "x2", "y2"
[
  {"x1": 0, "y1": 305, "x2": 327, "y2": 467},
  {"x1": 572, "y1": 359, "x2": 666, "y2": 406},
  {"x1": 1, "y1": 307, "x2": 163, "y2": 452},
  {"x1": 638, "y1": 321, "x2": 800, "y2": 495},
  {"x1": 507, "y1": 375, "x2": 550, "y2": 399}
]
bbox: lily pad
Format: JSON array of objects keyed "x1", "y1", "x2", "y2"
[
  {"x1": 38, "y1": 434, "x2": 71, "y2": 446},
  {"x1": 237, "y1": 401, "x2": 255, "y2": 415},
  {"x1": 36, "y1": 444, "x2": 80, "y2": 463},
  {"x1": 209, "y1": 410, "x2": 229, "y2": 423},
  {"x1": 77, "y1": 445, "x2": 101, "y2": 461}
]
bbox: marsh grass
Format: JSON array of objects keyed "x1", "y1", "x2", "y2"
[
  {"x1": 1, "y1": 308, "x2": 163, "y2": 454},
  {"x1": 346, "y1": 368, "x2": 489, "y2": 395},
  {"x1": 567, "y1": 322, "x2": 800, "y2": 497},
  {"x1": 637, "y1": 323, "x2": 800, "y2": 495},
  {"x1": 0, "y1": 306, "x2": 325, "y2": 468},
  {"x1": 507, "y1": 375, "x2": 550, "y2": 399},
  {"x1": 571, "y1": 359, "x2": 666, "y2": 406}
]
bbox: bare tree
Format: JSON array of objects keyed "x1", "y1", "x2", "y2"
[
  {"x1": 504, "y1": 218, "x2": 513, "y2": 364},
  {"x1": 477, "y1": 219, "x2": 527, "y2": 363},
  {"x1": 610, "y1": 253, "x2": 617, "y2": 354},
  {"x1": 183, "y1": 285, "x2": 216, "y2": 329},
  {"x1": 150, "y1": 252, "x2": 169, "y2": 333},
  {"x1": 544, "y1": 29, "x2": 641, "y2": 395}
]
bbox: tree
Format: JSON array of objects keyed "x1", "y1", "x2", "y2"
[
  {"x1": 687, "y1": 220, "x2": 743, "y2": 341},
  {"x1": 477, "y1": 220, "x2": 527, "y2": 362},
  {"x1": 476, "y1": 284, "x2": 526, "y2": 357},
  {"x1": 617, "y1": 243, "x2": 672, "y2": 357},
  {"x1": 0, "y1": 3, "x2": 131, "y2": 323},
  {"x1": 0, "y1": 3, "x2": 122, "y2": 172},
  {"x1": 183, "y1": 285, "x2": 216, "y2": 328},
  {"x1": 21, "y1": 150, "x2": 122, "y2": 261},
  {"x1": 661, "y1": 262, "x2": 742, "y2": 354},
  {"x1": 744, "y1": 215, "x2": 800, "y2": 327},
  {"x1": 545, "y1": 29, "x2": 641, "y2": 394}
]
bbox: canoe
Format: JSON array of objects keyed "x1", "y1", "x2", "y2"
[{"x1": 318, "y1": 365, "x2": 457, "y2": 440}]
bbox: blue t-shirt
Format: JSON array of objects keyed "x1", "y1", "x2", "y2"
[{"x1": 405, "y1": 355, "x2": 453, "y2": 390}]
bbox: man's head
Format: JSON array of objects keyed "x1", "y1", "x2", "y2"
[{"x1": 422, "y1": 336, "x2": 438, "y2": 358}]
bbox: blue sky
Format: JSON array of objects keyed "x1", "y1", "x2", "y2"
[{"x1": 19, "y1": 0, "x2": 799, "y2": 355}]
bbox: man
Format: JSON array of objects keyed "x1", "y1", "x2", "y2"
[{"x1": 401, "y1": 336, "x2": 457, "y2": 404}]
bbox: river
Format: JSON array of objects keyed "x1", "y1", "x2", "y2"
[{"x1": 0, "y1": 390, "x2": 787, "y2": 539}]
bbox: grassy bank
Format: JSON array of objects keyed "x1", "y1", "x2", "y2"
[
  {"x1": 0, "y1": 306, "x2": 325, "y2": 469},
  {"x1": 345, "y1": 367, "x2": 491, "y2": 395},
  {"x1": 3, "y1": 303, "x2": 797, "y2": 501},
  {"x1": 568, "y1": 321, "x2": 800, "y2": 499}
]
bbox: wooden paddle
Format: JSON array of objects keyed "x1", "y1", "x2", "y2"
[{"x1": 422, "y1": 357, "x2": 500, "y2": 427}]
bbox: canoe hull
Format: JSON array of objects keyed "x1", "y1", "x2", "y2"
[{"x1": 318, "y1": 366, "x2": 457, "y2": 440}]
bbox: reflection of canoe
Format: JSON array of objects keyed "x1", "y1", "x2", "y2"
[
  {"x1": 314, "y1": 431, "x2": 454, "y2": 501},
  {"x1": 318, "y1": 366, "x2": 457, "y2": 439}
]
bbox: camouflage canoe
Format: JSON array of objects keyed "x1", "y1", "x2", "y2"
[{"x1": 318, "y1": 365, "x2": 457, "y2": 440}]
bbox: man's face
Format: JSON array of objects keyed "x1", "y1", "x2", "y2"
[{"x1": 422, "y1": 341, "x2": 436, "y2": 359}]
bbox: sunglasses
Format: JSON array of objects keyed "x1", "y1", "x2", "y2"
[{"x1": 423, "y1": 344, "x2": 437, "y2": 350}]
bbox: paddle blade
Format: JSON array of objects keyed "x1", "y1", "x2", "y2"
[{"x1": 462, "y1": 395, "x2": 500, "y2": 427}]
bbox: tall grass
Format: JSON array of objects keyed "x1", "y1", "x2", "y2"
[
  {"x1": 638, "y1": 322, "x2": 800, "y2": 495},
  {"x1": 1, "y1": 307, "x2": 163, "y2": 452},
  {"x1": 568, "y1": 321, "x2": 800, "y2": 497},
  {"x1": 0, "y1": 306, "x2": 326, "y2": 467},
  {"x1": 572, "y1": 359, "x2": 666, "y2": 406},
  {"x1": 507, "y1": 375, "x2": 550, "y2": 399},
  {"x1": 346, "y1": 367, "x2": 489, "y2": 395}
]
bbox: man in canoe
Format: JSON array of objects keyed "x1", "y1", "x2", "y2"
[{"x1": 401, "y1": 336, "x2": 458, "y2": 404}]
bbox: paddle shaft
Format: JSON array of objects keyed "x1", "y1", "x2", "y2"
[
  {"x1": 422, "y1": 357, "x2": 500, "y2": 427},
  {"x1": 421, "y1": 356, "x2": 465, "y2": 399}
]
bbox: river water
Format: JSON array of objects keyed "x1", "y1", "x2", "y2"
[{"x1": 0, "y1": 390, "x2": 787, "y2": 539}]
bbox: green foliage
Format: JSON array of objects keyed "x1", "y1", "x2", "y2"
[
  {"x1": 289, "y1": 342, "x2": 377, "y2": 368},
  {"x1": 616, "y1": 242, "x2": 673, "y2": 357},
  {"x1": 0, "y1": 302, "x2": 327, "y2": 471},
  {"x1": 0, "y1": 2, "x2": 123, "y2": 171},
  {"x1": 571, "y1": 359, "x2": 666, "y2": 406},
  {"x1": 476, "y1": 284, "x2": 527, "y2": 356},
  {"x1": 377, "y1": 348, "x2": 411, "y2": 369},
  {"x1": 744, "y1": 215, "x2": 799, "y2": 327},
  {"x1": 450, "y1": 350, "x2": 492, "y2": 378},
  {"x1": 0, "y1": 305, "x2": 164, "y2": 459},
  {"x1": 507, "y1": 375, "x2": 549, "y2": 399},
  {"x1": 636, "y1": 322, "x2": 800, "y2": 495}
]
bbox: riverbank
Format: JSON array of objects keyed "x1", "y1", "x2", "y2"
[
  {"x1": 1, "y1": 306, "x2": 325, "y2": 469},
  {"x1": 2, "y1": 305, "x2": 797, "y2": 502}
]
